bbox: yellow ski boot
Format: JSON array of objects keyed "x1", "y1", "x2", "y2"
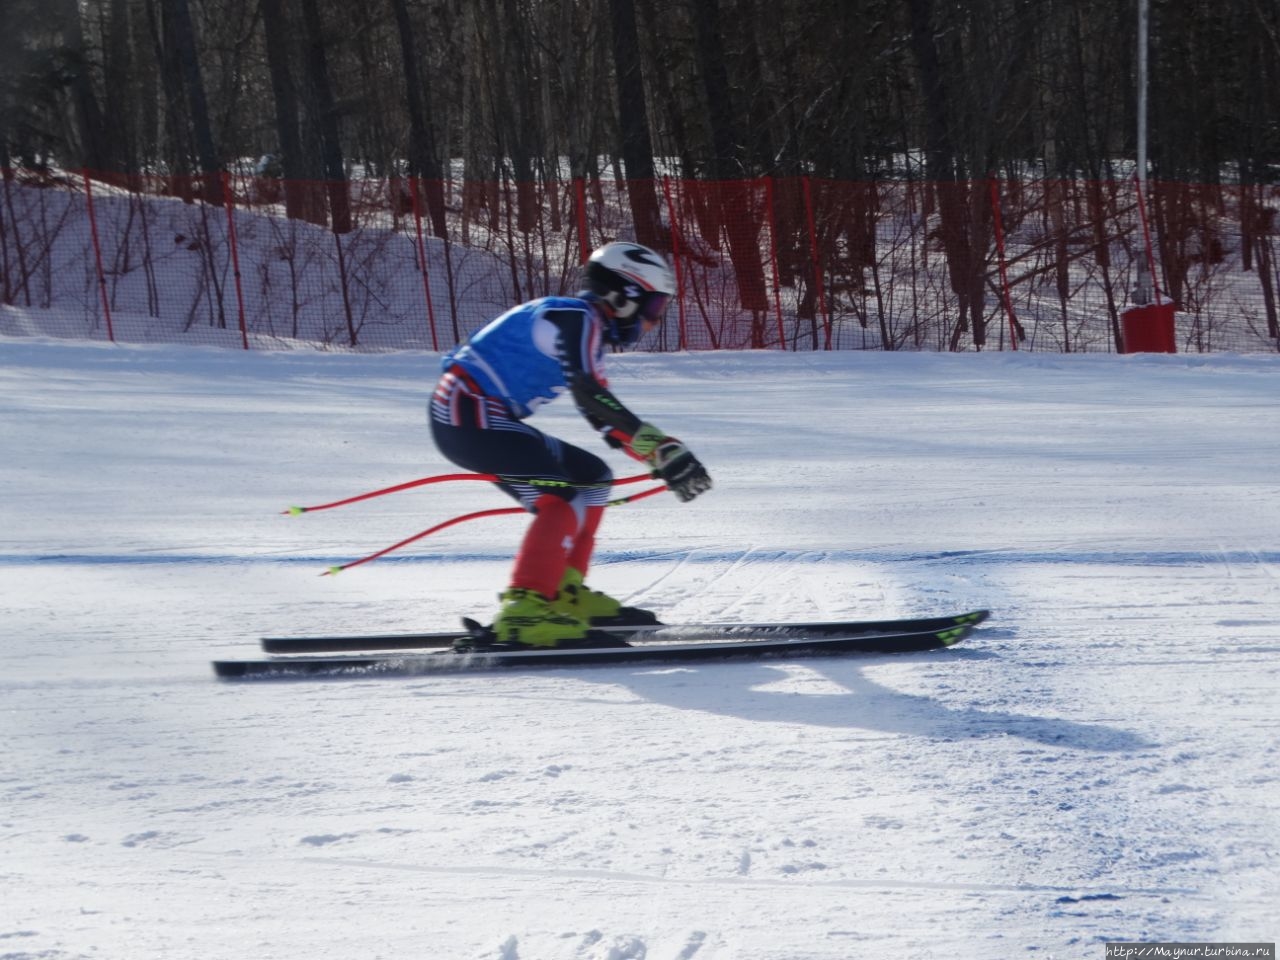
[
  {"x1": 490, "y1": 588, "x2": 589, "y2": 648},
  {"x1": 553, "y1": 568, "x2": 660, "y2": 626}
]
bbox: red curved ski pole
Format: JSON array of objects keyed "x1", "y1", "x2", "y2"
[
  {"x1": 287, "y1": 471, "x2": 651, "y2": 515},
  {"x1": 321, "y1": 505, "x2": 524, "y2": 576},
  {"x1": 322, "y1": 484, "x2": 669, "y2": 576}
]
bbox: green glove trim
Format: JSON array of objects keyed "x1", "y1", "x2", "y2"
[{"x1": 628, "y1": 422, "x2": 667, "y2": 458}]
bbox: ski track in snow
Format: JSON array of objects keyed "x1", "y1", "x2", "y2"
[{"x1": 1, "y1": 341, "x2": 1278, "y2": 959}]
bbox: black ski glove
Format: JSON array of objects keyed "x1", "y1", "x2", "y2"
[{"x1": 649, "y1": 438, "x2": 712, "y2": 503}]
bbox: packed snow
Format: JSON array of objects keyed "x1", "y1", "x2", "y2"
[{"x1": 1, "y1": 335, "x2": 1277, "y2": 959}]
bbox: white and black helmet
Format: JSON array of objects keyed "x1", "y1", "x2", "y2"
[{"x1": 580, "y1": 242, "x2": 675, "y2": 345}]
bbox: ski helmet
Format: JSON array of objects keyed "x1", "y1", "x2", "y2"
[{"x1": 580, "y1": 242, "x2": 675, "y2": 345}]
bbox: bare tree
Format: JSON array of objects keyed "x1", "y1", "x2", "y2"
[
  {"x1": 390, "y1": 0, "x2": 446, "y2": 236},
  {"x1": 258, "y1": 0, "x2": 313, "y2": 220},
  {"x1": 163, "y1": 0, "x2": 221, "y2": 197},
  {"x1": 607, "y1": 0, "x2": 662, "y2": 248},
  {"x1": 54, "y1": 0, "x2": 111, "y2": 172},
  {"x1": 296, "y1": 0, "x2": 349, "y2": 231}
]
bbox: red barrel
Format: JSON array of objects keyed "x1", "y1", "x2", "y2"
[{"x1": 1120, "y1": 303, "x2": 1177, "y2": 353}]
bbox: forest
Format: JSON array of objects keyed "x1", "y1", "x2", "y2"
[
  {"x1": 2, "y1": 0, "x2": 1279, "y2": 353},
  {"x1": 4, "y1": 0, "x2": 1278, "y2": 190}
]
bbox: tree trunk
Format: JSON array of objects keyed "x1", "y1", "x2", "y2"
[
  {"x1": 389, "y1": 0, "x2": 446, "y2": 237},
  {"x1": 142, "y1": 0, "x2": 190, "y2": 187},
  {"x1": 907, "y1": 0, "x2": 982, "y2": 349},
  {"x1": 102, "y1": 0, "x2": 135, "y2": 173},
  {"x1": 689, "y1": 0, "x2": 766, "y2": 310},
  {"x1": 297, "y1": 0, "x2": 350, "y2": 233},
  {"x1": 607, "y1": 0, "x2": 662, "y2": 248},
  {"x1": 259, "y1": 0, "x2": 310, "y2": 221},
  {"x1": 57, "y1": 0, "x2": 110, "y2": 173},
  {"x1": 162, "y1": 0, "x2": 221, "y2": 202},
  {"x1": 496, "y1": 0, "x2": 538, "y2": 235}
]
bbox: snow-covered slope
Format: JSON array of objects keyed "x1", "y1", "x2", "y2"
[{"x1": 2, "y1": 339, "x2": 1276, "y2": 959}]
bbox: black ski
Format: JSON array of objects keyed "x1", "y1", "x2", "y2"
[
  {"x1": 215, "y1": 623, "x2": 980, "y2": 680},
  {"x1": 260, "y1": 609, "x2": 990, "y2": 654}
]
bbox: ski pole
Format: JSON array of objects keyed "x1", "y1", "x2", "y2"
[
  {"x1": 321, "y1": 483, "x2": 669, "y2": 576},
  {"x1": 285, "y1": 471, "x2": 652, "y2": 515}
]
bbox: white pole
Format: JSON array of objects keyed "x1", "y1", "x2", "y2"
[{"x1": 1133, "y1": 0, "x2": 1152, "y2": 305}]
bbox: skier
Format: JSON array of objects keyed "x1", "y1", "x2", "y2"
[{"x1": 430, "y1": 242, "x2": 712, "y2": 648}]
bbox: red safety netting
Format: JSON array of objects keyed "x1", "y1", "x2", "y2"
[{"x1": 1, "y1": 166, "x2": 1277, "y2": 353}]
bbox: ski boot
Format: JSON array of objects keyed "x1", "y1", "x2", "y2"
[
  {"x1": 553, "y1": 568, "x2": 661, "y2": 627},
  {"x1": 453, "y1": 587, "x2": 635, "y2": 652},
  {"x1": 485, "y1": 588, "x2": 590, "y2": 648}
]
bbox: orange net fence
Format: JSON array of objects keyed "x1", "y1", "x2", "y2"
[{"x1": 1, "y1": 167, "x2": 1277, "y2": 353}]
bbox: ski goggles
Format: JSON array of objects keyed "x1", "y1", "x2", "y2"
[{"x1": 638, "y1": 292, "x2": 672, "y2": 326}]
